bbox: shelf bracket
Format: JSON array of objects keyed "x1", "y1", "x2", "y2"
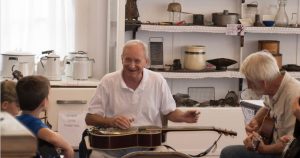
[{"x1": 125, "y1": 23, "x2": 141, "y2": 39}]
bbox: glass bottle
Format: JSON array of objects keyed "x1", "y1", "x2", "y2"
[
  {"x1": 246, "y1": 2, "x2": 258, "y2": 25},
  {"x1": 275, "y1": 0, "x2": 289, "y2": 27},
  {"x1": 169, "y1": 12, "x2": 181, "y2": 24},
  {"x1": 289, "y1": 13, "x2": 298, "y2": 27}
]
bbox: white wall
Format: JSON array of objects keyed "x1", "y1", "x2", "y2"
[
  {"x1": 79, "y1": 0, "x2": 300, "y2": 98},
  {"x1": 75, "y1": 0, "x2": 108, "y2": 79},
  {"x1": 124, "y1": 0, "x2": 300, "y2": 99}
]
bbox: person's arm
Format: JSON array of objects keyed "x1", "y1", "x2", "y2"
[
  {"x1": 245, "y1": 107, "x2": 269, "y2": 134},
  {"x1": 292, "y1": 97, "x2": 300, "y2": 120},
  {"x1": 85, "y1": 113, "x2": 134, "y2": 129},
  {"x1": 38, "y1": 128, "x2": 74, "y2": 158},
  {"x1": 166, "y1": 109, "x2": 199, "y2": 123},
  {"x1": 256, "y1": 137, "x2": 287, "y2": 154},
  {"x1": 244, "y1": 132, "x2": 289, "y2": 154}
]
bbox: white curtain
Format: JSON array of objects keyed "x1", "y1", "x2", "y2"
[{"x1": 0, "y1": 0, "x2": 75, "y2": 58}]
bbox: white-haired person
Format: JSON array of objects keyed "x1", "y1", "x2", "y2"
[
  {"x1": 85, "y1": 39, "x2": 200, "y2": 158},
  {"x1": 1, "y1": 80, "x2": 20, "y2": 116},
  {"x1": 220, "y1": 51, "x2": 300, "y2": 158}
]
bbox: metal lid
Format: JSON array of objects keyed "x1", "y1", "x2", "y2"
[
  {"x1": 68, "y1": 51, "x2": 79, "y2": 54},
  {"x1": 73, "y1": 54, "x2": 89, "y2": 60},
  {"x1": 47, "y1": 53, "x2": 60, "y2": 58},
  {"x1": 185, "y1": 45, "x2": 205, "y2": 53},
  {"x1": 247, "y1": 3, "x2": 258, "y2": 8},
  {"x1": 2, "y1": 51, "x2": 35, "y2": 56}
]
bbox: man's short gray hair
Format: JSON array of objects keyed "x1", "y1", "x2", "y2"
[
  {"x1": 122, "y1": 39, "x2": 149, "y2": 59},
  {"x1": 240, "y1": 51, "x2": 280, "y2": 82}
]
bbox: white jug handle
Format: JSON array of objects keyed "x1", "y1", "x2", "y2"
[{"x1": 40, "y1": 58, "x2": 45, "y2": 69}]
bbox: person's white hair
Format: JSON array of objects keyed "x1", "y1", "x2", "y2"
[
  {"x1": 122, "y1": 39, "x2": 149, "y2": 60},
  {"x1": 240, "y1": 51, "x2": 280, "y2": 83}
]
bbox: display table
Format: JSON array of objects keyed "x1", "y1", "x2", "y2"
[{"x1": 1, "y1": 112, "x2": 37, "y2": 158}]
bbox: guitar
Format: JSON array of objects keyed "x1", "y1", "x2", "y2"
[
  {"x1": 258, "y1": 109, "x2": 275, "y2": 145},
  {"x1": 88, "y1": 126, "x2": 237, "y2": 150}
]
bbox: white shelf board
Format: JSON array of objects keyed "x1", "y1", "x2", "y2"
[
  {"x1": 158, "y1": 71, "x2": 300, "y2": 79},
  {"x1": 140, "y1": 25, "x2": 227, "y2": 33},
  {"x1": 289, "y1": 72, "x2": 300, "y2": 79},
  {"x1": 140, "y1": 24, "x2": 300, "y2": 35},
  {"x1": 245, "y1": 27, "x2": 300, "y2": 34},
  {"x1": 158, "y1": 70, "x2": 244, "y2": 79}
]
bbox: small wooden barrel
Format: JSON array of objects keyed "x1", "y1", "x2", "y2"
[
  {"x1": 258, "y1": 40, "x2": 280, "y2": 54},
  {"x1": 273, "y1": 53, "x2": 282, "y2": 69}
]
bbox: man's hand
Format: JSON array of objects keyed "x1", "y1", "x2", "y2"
[
  {"x1": 182, "y1": 110, "x2": 200, "y2": 123},
  {"x1": 279, "y1": 135, "x2": 292, "y2": 145},
  {"x1": 243, "y1": 132, "x2": 263, "y2": 152},
  {"x1": 63, "y1": 147, "x2": 75, "y2": 158},
  {"x1": 245, "y1": 119, "x2": 259, "y2": 135},
  {"x1": 243, "y1": 134, "x2": 254, "y2": 151},
  {"x1": 110, "y1": 115, "x2": 134, "y2": 129}
]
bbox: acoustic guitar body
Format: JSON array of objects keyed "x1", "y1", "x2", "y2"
[
  {"x1": 259, "y1": 116, "x2": 275, "y2": 144},
  {"x1": 89, "y1": 127, "x2": 162, "y2": 149},
  {"x1": 88, "y1": 126, "x2": 237, "y2": 150}
]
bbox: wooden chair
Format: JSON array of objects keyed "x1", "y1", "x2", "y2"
[{"x1": 121, "y1": 151, "x2": 192, "y2": 158}]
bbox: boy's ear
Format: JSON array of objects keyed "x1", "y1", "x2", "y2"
[
  {"x1": 1, "y1": 101, "x2": 9, "y2": 110},
  {"x1": 38, "y1": 98, "x2": 47, "y2": 109}
]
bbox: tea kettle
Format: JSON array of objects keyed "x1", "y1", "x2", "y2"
[
  {"x1": 64, "y1": 51, "x2": 88, "y2": 77},
  {"x1": 39, "y1": 51, "x2": 61, "y2": 81}
]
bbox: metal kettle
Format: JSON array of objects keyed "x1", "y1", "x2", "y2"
[
  {"x1": 72, "y1": 54, "x2": 89, "y2": 80},
  {"x1": 64, "y1": 51, "x2": 89, "y2": 77},
  {"x1": 1, "y1": 51, "x2": 35, "y2": 78},
  {"x1": 39, "y1": 51, "x2": 61, "y2": 81}
]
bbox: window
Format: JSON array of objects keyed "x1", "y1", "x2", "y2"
[{"x1": 0, "y1": 0, "x2": 75, "y2": 58}]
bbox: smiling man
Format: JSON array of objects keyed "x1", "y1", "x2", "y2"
[{"x1": 85, "y1": 39, "x2": 199, "y2": 158}]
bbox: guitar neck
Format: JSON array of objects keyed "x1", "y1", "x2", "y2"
[
  {"x1": 162, "y1": 126, "x2": 215, "y2": 132},
  {"x1": 144, "y1": 126, "x2": 237, "y2": 136}
]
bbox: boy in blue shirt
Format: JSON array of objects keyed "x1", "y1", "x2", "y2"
[{"x1": 16, "y1": 75, "x2": 74, "y2": 158}]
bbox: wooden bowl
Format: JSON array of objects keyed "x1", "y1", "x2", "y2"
[{"x1": 206, "y1": 58, "x2": 237, "y2": 70}]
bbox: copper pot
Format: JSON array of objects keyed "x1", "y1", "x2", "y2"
[
  {"x1": 167, "y1": 2, "x2": 181, "y2": 12},
  {"x1": 212, "y1": 10, "x2": 239, "y2": 26}
]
